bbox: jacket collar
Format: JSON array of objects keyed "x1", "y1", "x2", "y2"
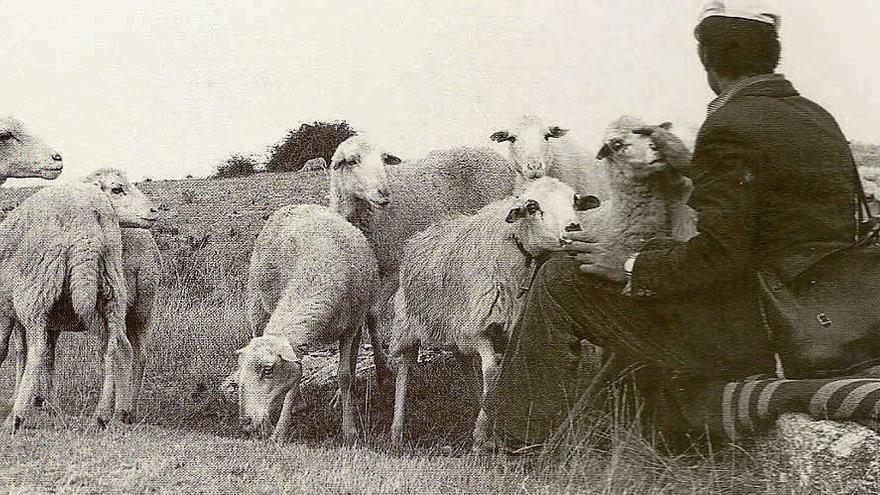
[{"x1": 707, "y1": 73, "x2": 798, "y2": 115}]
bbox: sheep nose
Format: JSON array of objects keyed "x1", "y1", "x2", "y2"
[
  {"x1": 51, "y1": 154, "x2": 62, "y2": 162},
  {"x1": 150, "y1": 207, "x2": 158, "y2": 214},
  {"x1": 565, "y1": 223, "x2": 582, "y2": 232}
]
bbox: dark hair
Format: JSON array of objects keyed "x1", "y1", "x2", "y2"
[{"x1": 695, "y1": 16, "x2": 780, "y2": 79}]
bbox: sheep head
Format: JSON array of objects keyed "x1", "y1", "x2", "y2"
[
  {"x1": 597, "y1": 116, "x2": 690, "y2": 184},
  {"x1": 329, "y1": 134, "x2": 399, "y2": 210},
  {"x1": 491, "y1": 115, "x2": 569, "y2": 180},
  {"x1": 85, "y1": 168, "x2": 158, "y2": 229},
  {"x1": 505, "y1": 176, "x2": 600, "y2": 253},
  {"x1": 226, "y1": 335, "x2": 303, "y2": 437},
  {"x1": 0, "y1": 116, "x2": 63, "y2": 182}
]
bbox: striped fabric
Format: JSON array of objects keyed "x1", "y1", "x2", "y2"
[
  {"x1": 706, "y1": 73, "x2": 785, "y2": 116},
  {"x1": 685, "y1": 375, "x2": 880, "y2": 442}
]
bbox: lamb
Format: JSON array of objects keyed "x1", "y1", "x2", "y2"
[
  {"x1": 0, "y1": 168, "x2": 158, "y2": 433},
  {"x1": 222, "y1": 204, "x2": 378, "y2": 444},
  {"x1": 0, "y1": 115, "x2": 64, "y2": 184},
  {"x1": 7, "y1": 175, "x2": 162, "y2": 418},
  {"x1": 327, "y1": 135, "x2": 516, "y2": 382},
  {"x1": 388, "y1": 176, "x2": 601, "y2": 446},
  {"x1": 580, "y1": 115, "x2": 697, "y2": 253},
  {"x1": 490, "y1": 115, "x2": 611, "y2": 200}
]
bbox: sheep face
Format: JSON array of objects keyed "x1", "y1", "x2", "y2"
[
  {"x1": 330, "y1": 135, "x2": 399, "y2": 209},
  {"x1": 86, "y1": 168, "x2": 158, "y2": 228},
  {"x1": 505, "y1": 177, "x2": 599, "y2": 252},
  {"x1": 0, "y1": 116, "x2": 63, "y2": 180},
  {"x1": 597, "y1": 116, "x2": 676, "y2": 182},
  {"x1": 226, "y1": 335, "x2": 302, "y2": 437},
  {"x1": 491, "y1": 115, "x2": 569, "y2": 180}
]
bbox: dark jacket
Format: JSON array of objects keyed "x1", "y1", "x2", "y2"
[{"x1": 630, "y1": 76, "x2": 859, "y2": 379}]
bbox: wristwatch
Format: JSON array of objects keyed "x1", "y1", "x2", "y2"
[{"x1": 622, "y1": 253, "x2": 638, "y2": 295}]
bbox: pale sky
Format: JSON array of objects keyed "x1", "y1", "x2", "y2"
[{"x1": 2, "y1": 0, "x2": 878, "y2": 185}]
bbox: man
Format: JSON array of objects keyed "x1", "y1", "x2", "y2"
[{"x1": 484, "y1": 0, "x2": 873, "y2": 449}]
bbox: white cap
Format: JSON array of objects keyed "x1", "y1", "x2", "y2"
[{"x1": 697, "y1": 0, "x2": 781, "y2": 30}]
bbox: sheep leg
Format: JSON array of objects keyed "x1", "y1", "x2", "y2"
[
  {"x1": 3, "y1": 320, "x2": 22, "y2": 406},
  {"x1": 4, "y1": 320, "x2": 49, "y2": 435},
  {"x1": 390, "y1": 344, "x2": 418, "y2": 445},
  {"x1": 337, "y1": 329, "x2": 359, "y2": 444},
  {"x1": 365, "y1": 312, "x2": 390, "y2": 387},
  {"x1": 270, "y1": 383, "x2": 303, "y2": 444},
  {"x1": 35, "y1": 326, "x2": 60, "y2": 411},
  {"x1": 94, "y1": 311, "x2": 134, "y2": 427},
  {"x1": 473, "y1": 339, "x2": 501, "y2": 451},
  {"x1": 126, "y1": 316, "x2": 147, "y2": 420}
]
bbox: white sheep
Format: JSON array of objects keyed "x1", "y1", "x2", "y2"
[
  {"x1": 581, "y1": 115, "x2": 697, "y2": 252},
  {"x1": 490, "y1": 115, "x2": 611, "y2": 200},
  {"x1": 388, "y1": 176, "x2": 601, "y2": 446},
  {"x1": 0, "y1": 168, "x2": 158, "y2": 433},
  {"x1": 7, "y1": 179, "x2": 162, "y2": 419},
  {"x1": 0, "y1": 116, "x2": 64, "y2": 184},
  {"x1": 224, "y1": 203, "x2": 378, "y2": 443},
  {"x1": 327, "y1": 135, "x2": 517, "y2": 383}
]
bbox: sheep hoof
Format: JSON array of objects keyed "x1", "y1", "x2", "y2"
[
  {"x1": 95, "y1": 416, "x2": 108, "y2": 430},
  {"x1": 4, "y1": 416, "x2": 22, "y2": 435},
  {"x1": 33, "y1": 396, "x2": 44, "y2": 408},
  {"x1": 118, "y1": 410, "x2": 133, "y2": 425},
  {"x1": 342, "y1": 430, "x2": 359, "y2": 446}
]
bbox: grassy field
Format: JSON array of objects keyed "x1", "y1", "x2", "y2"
[{"x1": 0, "y1": 169, "x2": 857, "y2": 493}]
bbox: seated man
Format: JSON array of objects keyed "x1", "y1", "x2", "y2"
[{"x1": 484, "y1": 1, "x2": 879, "y2": 449}]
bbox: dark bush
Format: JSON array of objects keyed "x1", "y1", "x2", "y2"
[
  {"x1": 213, "y1": 154, "x2": 259, "y2": 179},
  {"x1": 266, "y1": 121, "x2": 356, "y2": 173}
]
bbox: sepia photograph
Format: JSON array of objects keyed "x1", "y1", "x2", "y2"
[{"x1": 2, "y1": 0, "x2": 880, "y2": 493}]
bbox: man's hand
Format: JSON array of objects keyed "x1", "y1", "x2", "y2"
[
  {"x1": 632, "y1": 123, "x2": 692, "y2": 172},
  {"x1": 562, "y1": 232, "x2": 628, "y2": 285}
]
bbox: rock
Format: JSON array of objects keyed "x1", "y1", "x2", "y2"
[{"x1": 757, "y1": 413, "x2": 880, "y2": 493}]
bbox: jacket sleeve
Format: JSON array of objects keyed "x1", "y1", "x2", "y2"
[{"x1": 628, "y1": 125, "x2": 760, "y2": 297}]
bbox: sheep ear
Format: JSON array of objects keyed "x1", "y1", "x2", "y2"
[
  {"x1": 659, "y1": 121, "x2": 674, "y2": 130},
  {"x1": 505, "y1": 206, "x2": 527, "y2": 223},
  {"x1": 490, "y1": 131, "x2": 512, "y2": 143},
  {"x1": 382, "y1": 153, "x2": 401, "y2": 166},
  {"x1": 277, "y1": 339, "x2": 300, "y2": 363},
  {"x1": 547, "y1": 126, "x2": 569, "y2": 139},
  {"x1": 574, "y1": 194, "x2": 601, "y2": 211},
  {"x1": 596, "y1": 143, "x2": 613, "y2": 160}
]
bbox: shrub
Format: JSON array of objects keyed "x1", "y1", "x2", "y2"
[
  {"x1": 213, "y1": 154, "x2": 260, "y2": 179},
  {"x1": 266, "y1": 121, "x2": 356, "y2": 173}
]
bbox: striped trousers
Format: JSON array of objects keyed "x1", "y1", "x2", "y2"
[{"x1": 483, "y1": 256, "x2": 880, "y2": 447}]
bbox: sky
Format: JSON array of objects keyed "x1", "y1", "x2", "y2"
[{"x1": 2, "y1": 0, "x2": 878, "y2": 185}]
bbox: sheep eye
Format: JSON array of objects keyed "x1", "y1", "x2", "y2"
[
  {"x1": 0, "y1": 132, "x2": 14, "y2": 141},
  {"x1": 111, "y1": 186, "x2": 125, "y2": 195},
  {"x1": 611, "y1": 139, "x2": 626, "y2": 151},
  {"x1": 259, "y1": 364, "x2": 274, "y2": 379}
]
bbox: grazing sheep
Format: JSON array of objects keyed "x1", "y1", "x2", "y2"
[
  {"x1": 0, "y1": 168, "x2": 158, "y2": 432},
  {"x1": 300, "y1": 157, "x2": 327, "y2": 172},
  {"x1": 224, "y1": 204, "x2": 378, "y2": 443},
  {"x1": 0, "y1": 116, "x2": 64, "y2": 184},
  {"x1": 388, "y1": 176, "x2": 601, "y2": 446},
  {"x1": 490, "y1": 115, "x2": 611, "y2": 200},
  {"x1": 327, "y1": 135, "x2": 516, "y2": 383},
  {"x1": 581, "y1": 115, "x2": 696, "y2": 252}
]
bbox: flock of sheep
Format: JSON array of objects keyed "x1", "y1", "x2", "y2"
[{"x1": 0, "y1": 113, "x2": 697, "y2": 450}]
